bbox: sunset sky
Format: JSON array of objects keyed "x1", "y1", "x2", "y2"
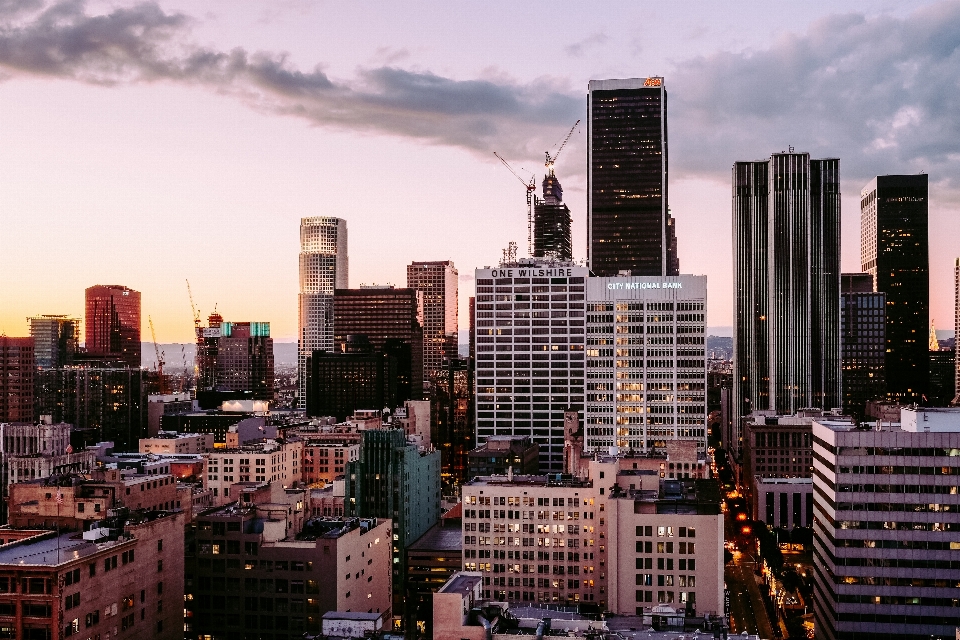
[{"x1": 1, "y1": 0, "x2": 959, "y2": 343}]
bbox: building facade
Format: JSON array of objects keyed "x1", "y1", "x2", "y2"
[
  {"x1": 307, "y1": 341, "x2": 398, "y2": 421},
  {"x1": 585, "y1": 275, "x2": 708, "y2": 455},
  {"x1": 732, "y1": 153, "x2": 842, "y2": 431},
  {"x1": 406, "y1": 261, "x2": 458, "y2": 382},
  {"x1": 27, "y1": 315, "x2": 79, "y2": 369},
  {"x1": 197, "y1": 319, "x2": 275, "y2": 400},
  {"x1": 84, "y1": 285, "x2": 141, "y2": 367},
  {"x1": 587, "y1": 77, "x2": 678, "y2": 277},
  {"x1": 840, "y1": 274, "x2": 886, "y2": 418},
  {"x1": 474, "y1": 262, "x2": 588, "y2": 472},
  {"x1": 0, "y1": 510, "x2": 184, "y2": 640},
  {"x1": 298, "y1": 217, "x2": 348, "y2": 408},
  {"x1": 0, "y1": 337, "x2": 33, "y2": 423},
  {"x1": 204, "y1": 437, "x2": 303, "y2": 505},
  {"x1": 334, "y1": 286, "x2": 424, "y2": 401},
  {"x1": 860, "y1": 175, "x2": 929, "y2": 403},
  {"x1": 467, "y1": 435, "x2": 540, "y2": 478},
  {"x1": 532, "y1": 173, "x2": 573, "y2": 262},
  {"x1": 812, "y1": 409, "x2": 960, "y2": 640}
]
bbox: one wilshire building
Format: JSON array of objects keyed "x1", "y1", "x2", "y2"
[
  {"x1": 733, "y1": 152, "x2": 841, "y2": 432},
  {"x1": 588, "y1": 77, "x2": 678, "y2": 277}
]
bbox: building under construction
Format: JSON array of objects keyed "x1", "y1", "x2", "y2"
[{"x1": 532, "y1": 172, "x2": 573, "y2": 261}]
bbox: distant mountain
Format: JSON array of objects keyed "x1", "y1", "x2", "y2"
[
  {"x1": 141, "y1": 342, "x2": 299, "y2": 371},
  {"x1": 707, "y1": 336, "x2": 733, "y2": 360}
]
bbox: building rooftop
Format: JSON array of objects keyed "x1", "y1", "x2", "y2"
[
  {"x1": 438, "y1": 572, "x2": 482, "y2": 595},
  {"x1": 408, "y1": 522, "x2": 462, "y2": 552},
  {"x1": 298, "y1": 517, "x2": 380, "y2": 540},
  {"x1": 321, "y1": 611, "x2": 384, "y2": 621},
  {"x1": 611, "y1": 479, "x2": 722, "y2": 515},
  {"x1": 465, "y1": 474, "x2": 592, "y2": 488},
  {"x1": 754, "y1": 477, "x2": 812, "y2": 485}
]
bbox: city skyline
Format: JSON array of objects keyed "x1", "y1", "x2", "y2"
[{"x1": 2, "y1": 2, "x2": 960, "y2": 343}]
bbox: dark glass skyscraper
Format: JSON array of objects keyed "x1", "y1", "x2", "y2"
[
  {"x1": 587, "y1": 77, "x2": 678, "y2": 276},
  {"x1": 840, "y1": 273, "x2": 886, "y2": 418},
  {"x1": 84, "y1": 285, "x2": 141, "y2": 367},
  {"x1": 733, "y1": 153, "x2": 841, "y2": 429},
  {"x1": 532, "y1": 173, "x2": 572, "y2": 261},
  {"x1": 860, "y1": 174, "x2": 929, "y2": 403}
]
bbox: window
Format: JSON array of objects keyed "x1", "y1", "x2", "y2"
[{"x1": 157, "y1": 540, "x2": 163, "y2": 552}]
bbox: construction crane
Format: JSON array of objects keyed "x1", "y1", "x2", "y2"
[
  {"x1": 545, "y1": 119, "x2": 580, "y2": 176},
  {"x1": 186, "y1": 279, "x2": 200, "y2": 338},
  {"x1": 494, "y1": 151, "x2": 536, "y2": 256},
  {"x1": 148, "y1": 315, "x2": 169, "y2": 394}
]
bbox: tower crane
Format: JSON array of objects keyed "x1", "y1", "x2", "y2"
[
  {"x1": 494, "y1": 152, "x2": 536, "y2": 256},
  {"x1": 148, "y1": 315, "x2": 169, "y2": 395},
  {"x1": 545, "y1": 119, "x2": 580, "y2": 176},
  {"x1": 186, "y1": 279, "x2": 200, "y2": 339}
]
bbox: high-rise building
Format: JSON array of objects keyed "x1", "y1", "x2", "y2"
[
  {"x1": 406, "y1": 261, "x2": 458, "y2": 382},
  {"x1": 732, "y1": 153, "x2": 841, "y2": 431},
  {"x1": 432, "y1": 357, "x2": 474, "y2": 485},
  {"x1": 532, "y1": 172, "x2": 572, "y2": 261},
  {"x1": 474, "y1": 261, "x2": 588, "y2": 472},
  {"x1": 197, "y1": 318, "x2": 274, "y2": 400},
  {"x1": 84, "y1": 285, "x2": 141, "y2": 367},
  {"x1": 27, "y1": 315, "x2": 79, "y2": 368},
  {"x1": 334, "y1": 286, "x2": 424, "y2": 401},
  {"x1": 812, "y1": 408, "x2": 960, "y2": 640},
  {"x1": 840, "y1": 273, "x2": 886, "y2": 418},
  {"x1": 953, "y1": 258, "x2": 959, "y2": 405},
  {"x1": 588, "y1": 77, "x2": 678, "y2": 277},
  {"x1": 584, "y1": 274, "x2": 708, "y2": 456},
  {"x1": 860, "y1": 174, "x2": 929, "y2": 403},
  {"x1": 298, "y1": 217, "x2": 348, "y2": 408},
  {"x1": 0, "y1": 337, "x2": 34, "y2": 423},
  {"x1": 343, "y1": 428, "x2": 441, "y2": 625},
  {"x1": 306, "y1": 336, "x2": 399, "y2": 421}
]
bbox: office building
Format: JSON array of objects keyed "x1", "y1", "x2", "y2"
[
  {"x1": 752, "y1": 477, "x2": 813, "y2": 528},
  {"x1": 299, "y1": 217, "x2": 348, "y2": 408},
  {"x1": 196, "y1": 318, "x2": 274, "y2": 400},
  {"x1": 139, "y1": 431, "x2": 214, "y2": 455},
  {"x1": 406, "y1": 261, "x2": 458, "y2": 382},
  {"x1": 587, "y1": 77, "x2": 678, "y2": 277},
  {"x1": 732, "y1": 152, "x2": 841, "y2": 430},
  {"x1": 343, "y1": 428, "x2": 441, "y2": 623},
  {"x1": 184, "y1": 480, "x2": 391, "y2": 639},
  {"x1": 585, "y1": 274, "x2": 708, "y2": 455},
  {"x1": 841, "y1": 273, "x2": 886, "y2": 418},
  {"x1": 302, "y1": 439, "x2": 360, "y2": 485},
  {"x1": 929, "y1": 346, "x2": 956, "y2": 406},
  {"x1": 461, "y1": 455, "x2": 722, "y2": 617},
  {"x1": 0, "y1": 337, "x2": 33, "y2": 423},
  {"x1": 34, "y1": 366, "x2": 149, "y2": 451},
  {"x1": 307, "y1": 337, "x2": 398, "y2": 421},
  {"x1": 27, "y1": 315, "x2": 79, "y2": 368},
  {"x1": 334, "y1": 286, "x2": 424, "y2": 401},
  {"x1": 84, "y1": 284, "x2": 141, "y2": 367},
  {"x1": 474, "y1": 261, "x2": 588, "y2": 472},
  {"x1": 954, "y1": 258, "x2": 960, "y2": 405},
  {"x1": 433, "y1": 356, "x2": 475, "y2": 484},
  {"x1": 0, "y1": 510, "x2": 184, "y2": 640},
  {"x1": 406, "y1": 508, "x2": 463, "y2": 637},
  {"x1": 860, "y1": 174, "x2": 929, "y2": 403},
  {"x1": 204, "y1": 437, "x2": 303, "y2": 505},
  {"x1": 532, "y1": 172, "x2": 573, "y2": 261},
  {"x1": 467, "y1": 435, "x2": 540, "y2": 478},
  {"x1": 812, "y1": 408, "x2": 960, "y2": 640}
]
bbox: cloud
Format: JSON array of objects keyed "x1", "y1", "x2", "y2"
[
  {"x1": 668, "y1": 3, "x2": 960, "y2": 186},
  {"x1": 564, "y1": 32, "x2": 608, "y2": 57},
  {"x1": 0, "y1": 0, "x2": 581, "y2": 159}
]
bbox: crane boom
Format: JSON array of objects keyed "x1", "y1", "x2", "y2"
[
  {"x1": 545, "y1": 119, "x2": 581, "y2": 175},
  {"x1": 148, "y1": 315, "x2": 168, "y2": 394},
  {"x1": 493, "y1": 152, "x2": 537, "y2": 255}
]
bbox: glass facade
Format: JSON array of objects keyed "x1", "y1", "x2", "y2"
[
  {"x1": 588, "y1": 78, "x2": 678, "y2": 277},
  {"x1": 406, "y1": 261, "x2": 458, "y2": 382},
  {"x1": 27, "y1": 315, "x2": 79, "y2": 369},
  {"x1": 733, "y1": 153, "x2": 841, "y2": 433},
  {"x1": 860, "y1": 174, "x2": 929, "y2": 403},
  {"x1": 84, "y1": 285, "x2": 141, "y2": 368},
  {"x1": 841, "y1": 289, "x2": 886, "y2": 418}
]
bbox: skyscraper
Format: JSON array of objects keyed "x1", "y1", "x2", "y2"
[
  {"x1": 954, "y1": 258, "x2": 960, "y2": 406},
  {"x1": 840, "y1": 273, "x2": 885, "y2": 418},
  {"x1": 0, "y1": 337, "x2": 34, "y2": 423},
  {"x1": 733, "y1": 153, "x2": 841, "y2": 432},
  {"x1": 196, "y1": 317, "x2": 275, "y2": 400},
  {"x1": 407, "y1": 261, "x2": 458, "y2": 383},
  {"x1": 334, "y1": 285, "x2": 424, "y2": 401},
  {"x1": 860, "y1": 174, "x2": 929, "y2": 403},
  {"x1": 84, "y1": 284, "x2": 141, "y2": 367},
  {"x1": 587, "y1": 77, "x2": 678, "y2": 277},
  {"x1": 474, "y1": 260, "x2": 588, "y2": 472},
  {"x1": 298, "y1": 217, "x2": 348, "y2": 408},
  {"x1": 27, "y1": 315, "x2": 79, "y2": 368},
  {"x1": 532, "y1": 172, "x2": 572, "y2": 261}
]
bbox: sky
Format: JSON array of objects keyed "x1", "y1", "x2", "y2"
[{"x1": 1, "y1": 0, "x2": 959, "y2": 343}]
